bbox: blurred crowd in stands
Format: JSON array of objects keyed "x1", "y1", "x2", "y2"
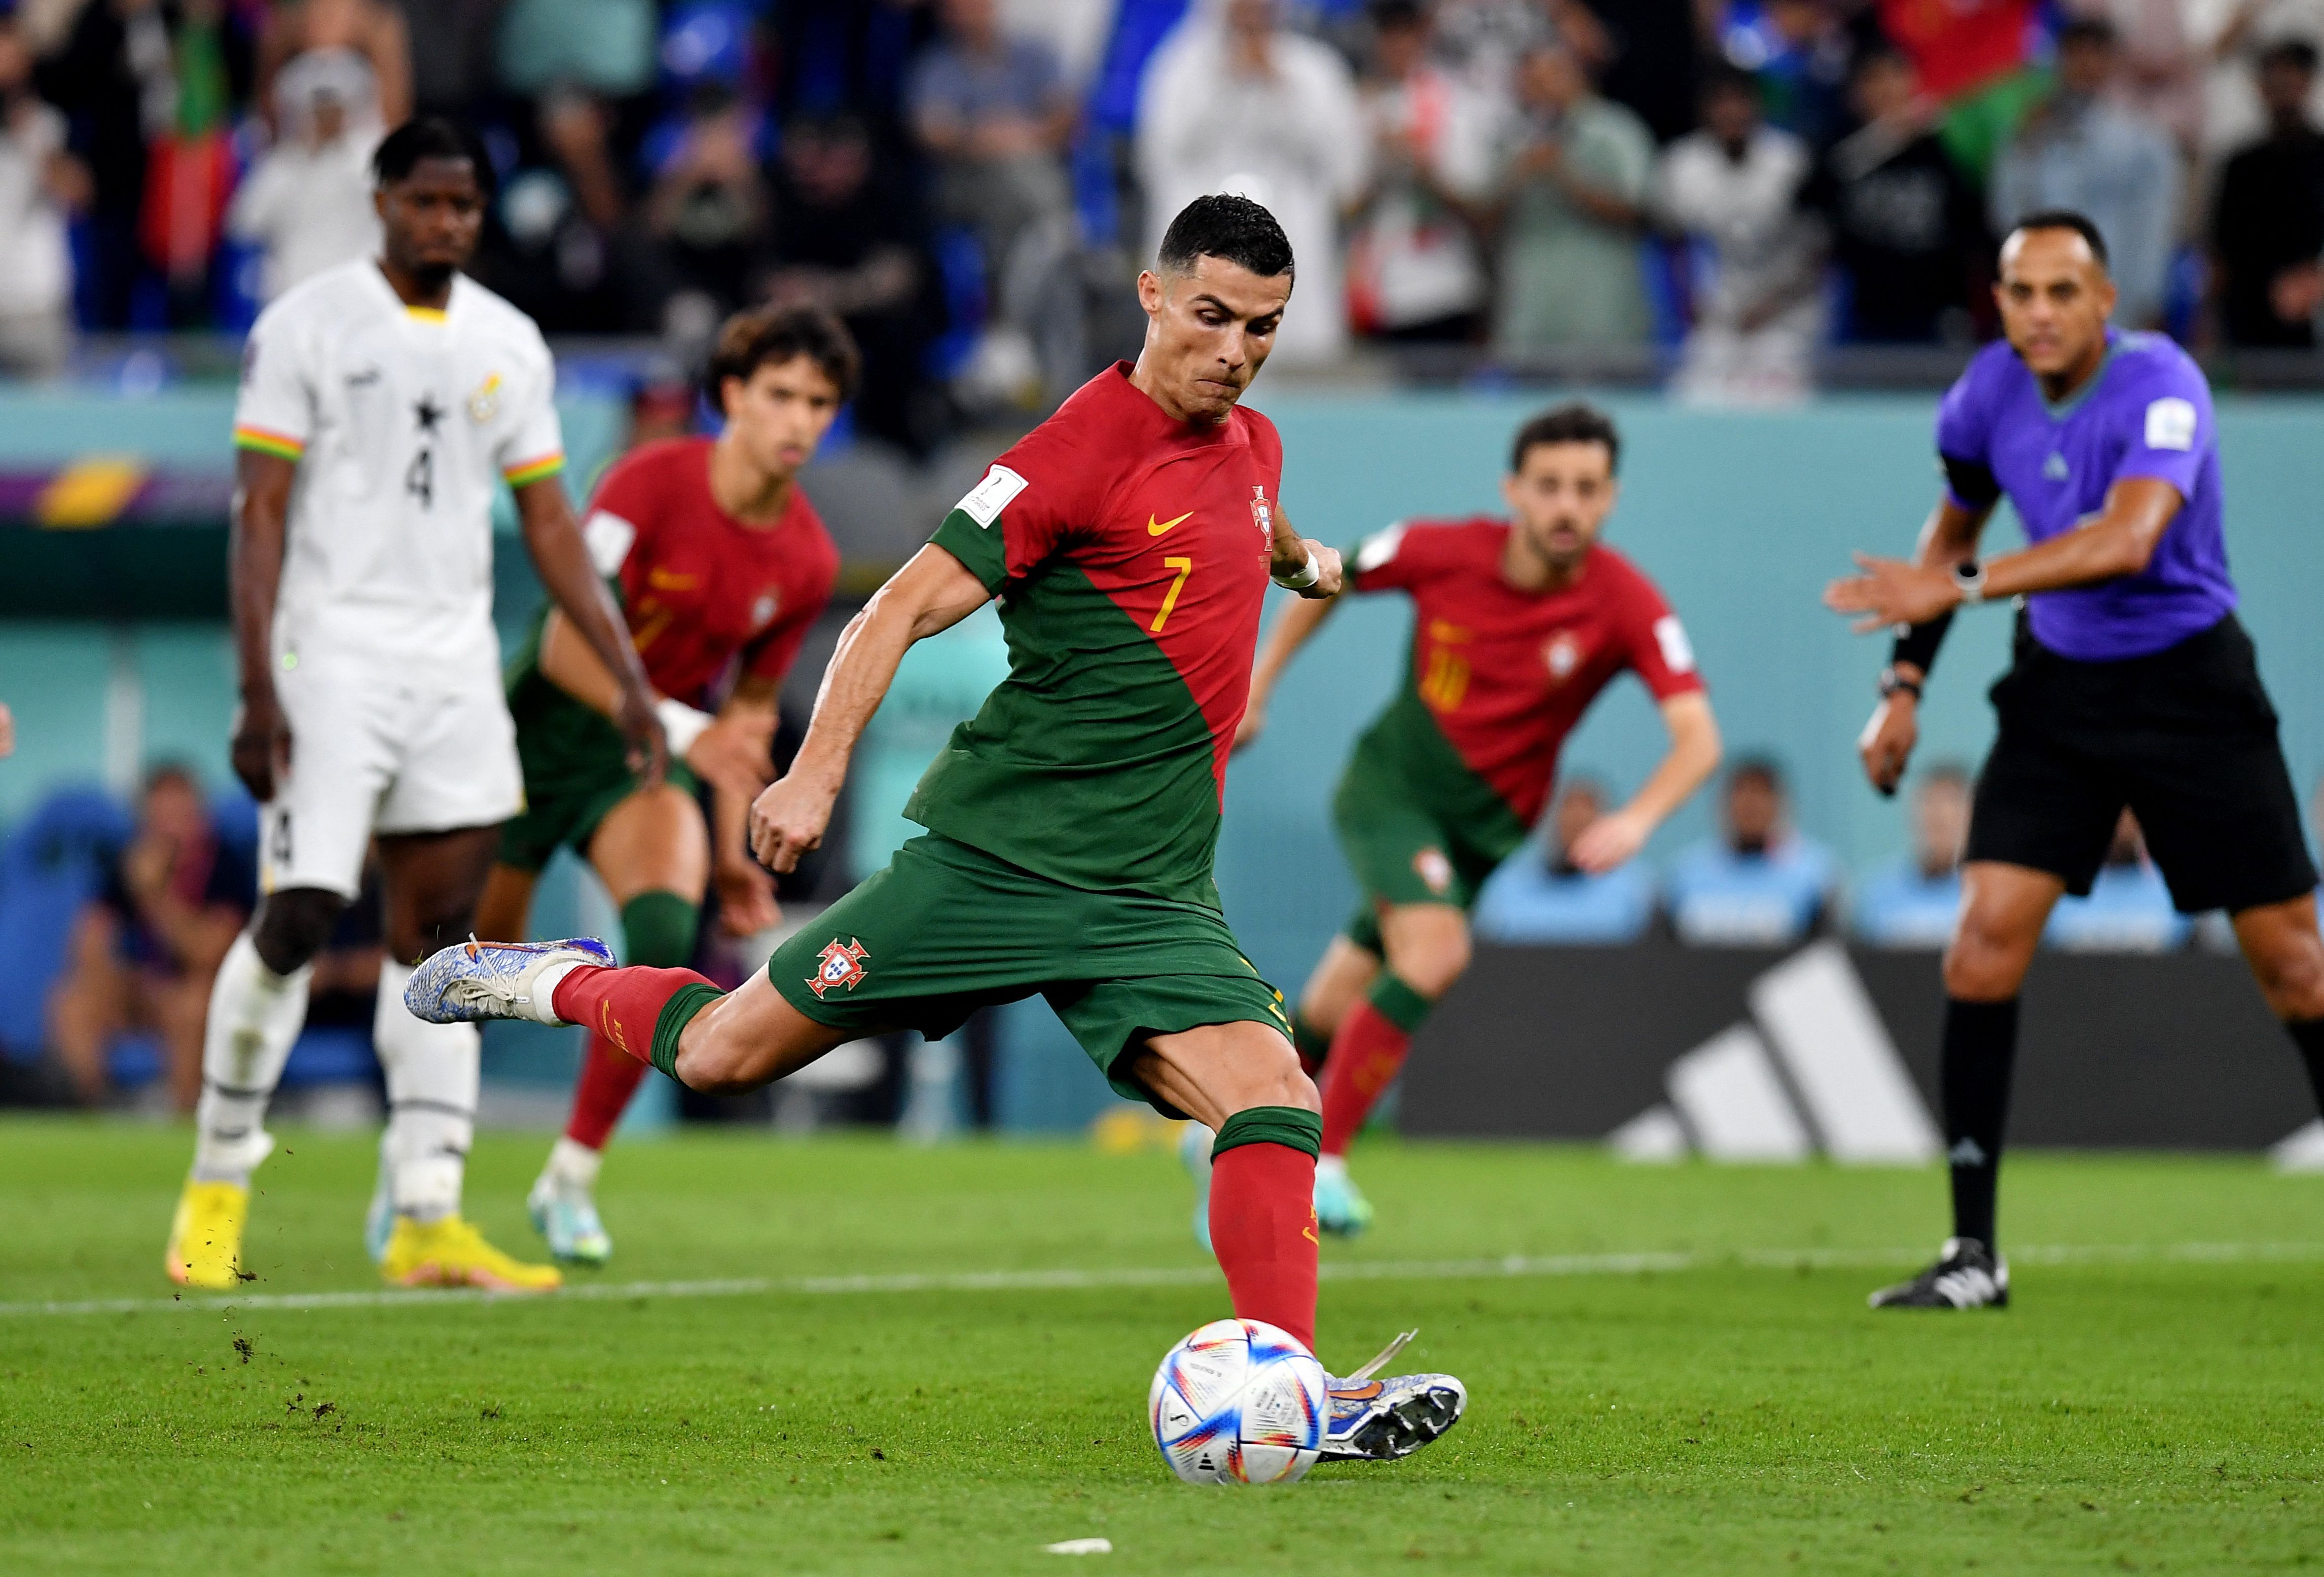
[{"x1": 3, "y1": 0, "x2": 2324, "y2": 414}]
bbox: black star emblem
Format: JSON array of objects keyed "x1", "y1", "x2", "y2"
[{"x1": 413, "y1": 395, "x2": 445, "y2": 434}]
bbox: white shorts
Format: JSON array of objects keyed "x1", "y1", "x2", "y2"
[{"x1": 260, "y1": 652, "x2": 523, "y2": 899}]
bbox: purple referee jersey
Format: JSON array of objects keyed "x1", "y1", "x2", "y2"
[{"x1": 1936, "y1": 328, "x2": 2235, "y2": 661}]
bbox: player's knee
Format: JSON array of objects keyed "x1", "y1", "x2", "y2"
[
  {"x1": 252, "y1": 888, "x2": 345, "y2": 974},
  {"x1": 1393, "y1": 931, "x2": 1471, "y2": 1000},
  {"x1": 393, "y1": 906, "x2": 478, "y2": 965}
]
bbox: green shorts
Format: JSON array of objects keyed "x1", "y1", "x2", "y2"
[
  {"x1": 1331, "y1": 762, "x2": 1517, "y2": 957},
  {"x1": 498, "y1": 674, "x2": 701, "y2": 873},
  {"x1": 766, "y1": 833, "x2": 1291, "y2": 1111}
]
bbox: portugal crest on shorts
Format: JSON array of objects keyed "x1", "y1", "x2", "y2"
[
  {"x1": 807, "y1": 937, "x2": 870, "y2": 998},
  {"x1": 1413, "y1": 847, "x2": 1454, "y2": 896}
]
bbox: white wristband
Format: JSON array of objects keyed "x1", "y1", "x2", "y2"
[
  {"x1": 1272, "y1": 546, "x2": 1321, "y2": 591},
  {"x1": 655, "y1": 696, "x2": 713, "y2": 759}
]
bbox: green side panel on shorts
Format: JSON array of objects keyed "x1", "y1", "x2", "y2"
[
  {"x1": 913, "y1": 515, "x2": 1227, "y2": 908},
  {"x1": 765, "y1": 833, "x2": 1289, "y2": 1115}
]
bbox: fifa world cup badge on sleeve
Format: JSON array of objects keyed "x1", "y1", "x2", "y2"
[{"x1": 807, "y1": 938, "x2": 871, "y2": 998}]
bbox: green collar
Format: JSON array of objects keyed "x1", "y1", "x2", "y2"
[{"x1": 2041, "y1": 335, "x2": 2121, "y2": 421}]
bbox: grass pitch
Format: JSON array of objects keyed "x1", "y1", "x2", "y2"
[{"x1": 2, "y1": 1119, "x2": 2320, "y2": 1574}]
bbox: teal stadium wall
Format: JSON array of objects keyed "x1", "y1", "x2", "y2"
[{"x1": 9, "y1": 389, "x2": 2324, "y2": 1127}]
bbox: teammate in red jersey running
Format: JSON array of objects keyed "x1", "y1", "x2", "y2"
[
  {"x1": 471, "y1": 305, "x2": 849, "y2": 1265},
  {"x1": 1222, "y1": 404, "x2": 1723, "y2": 1234},
  {"x1": 411, "y1": 197, "x2": 1469, "y2": 1463}
]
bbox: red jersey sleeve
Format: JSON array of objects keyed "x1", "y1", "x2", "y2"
[
  {"x1": 582, "y1": 446, "x2": 668, "y2": 598},
  {"x1": 1347, "y1": 519, "x2": 1463, "y2": 594},
  {"x1": 1610, "y1": 557, "x2": 1705, "y2": 701},
  {"x1": 929, "y1": 412, "x2": 1110, "y2": 592}
]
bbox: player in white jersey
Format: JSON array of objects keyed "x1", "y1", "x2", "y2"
[{"x1": 164, "y1": 119, "x2": 665, "y2": 1293}]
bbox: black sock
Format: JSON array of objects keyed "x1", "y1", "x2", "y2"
[
  {"x1": 1942, "y1": 996, "x2": 2019, "y2": 1253},
  {"x1": 2285, "y1": 1017, "x2": 2324, "y2": 1116}
]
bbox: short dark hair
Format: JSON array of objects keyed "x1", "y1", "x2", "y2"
[
  {"x1": 2006, "y1": 208, "x2": 2110, "y2": 268},
  {"x1": 2261, "y1": 38, "x2": 2320, "y2": 75},
  {"x1": 372, "y1": 117, "x2": 494, "y2": 193},
  {"x1": 1370, "y1": 0, "x2": 1425, "y2": 31},
  {"x1": 1730, "y1": 755, "x2": 1785, "y2": 793},
  {"x1": 2057, "y1": 15, "x2": 2117, "y2": 50},
  {"x1": 1509, "y1": 402, "x2": 1621, "y2": 473},
  {"x1": 1157, "y1": 193, "x2": 1294, "y2": 279},
  {"x1": 706, "y1": 303, "x2": 862, "y2": 410}
]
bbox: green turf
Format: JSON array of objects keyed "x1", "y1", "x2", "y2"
[{"x1": 2, "y1": 1118, "x2": 2320, "y2": 1573}]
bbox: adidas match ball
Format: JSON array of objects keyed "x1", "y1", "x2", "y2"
[{"x1": 1148, "y1": 1317, "x2": 1327, "y2": 1485}]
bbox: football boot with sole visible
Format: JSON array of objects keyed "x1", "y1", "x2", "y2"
[
  {"x1": 1313, "y1": 1158, "x2": 1374, "y2": 1237},
  {"x1": 380, "y1": 1214, "x2": 562, "y2": 1292},
  {"x1": 1180, "y1": 1121, "x2": 1215, "y2": 1254},
  {"x1": 165, "y1": 1180, "x2": 252, "y2": 1289},
  {"x1": 528, "y1": 1171, "x2": 613, "y2": 1266},
  {"x1": 1868, "y1": 1237, "x2": 2010, "y2": 1309},
  {"x1": 1321, "y1": 1330, "x2": 1467, "y2": 1462},
  {"x1": 403, "y1": 936, "x2": 614, "y2": 1026}
]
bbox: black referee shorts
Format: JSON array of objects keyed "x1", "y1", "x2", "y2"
[{"x1": 1967, "y1": 613, "x2": 2316, "y2": 915}]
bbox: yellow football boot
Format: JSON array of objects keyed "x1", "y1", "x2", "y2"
[
  {"x1": 164, "y1": 1180, "x2": 250, "y2": 1289},
  {"x1": 381, "y1": 1214, "x2": 562, "y2": 1293}
]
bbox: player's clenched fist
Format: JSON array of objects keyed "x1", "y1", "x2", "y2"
[
  {"x1": 749, "y1": 772, "x2": 836, "y2": 873},
  {"x1": 230, "y1": 690, "x2": 292, "y2": 802}
]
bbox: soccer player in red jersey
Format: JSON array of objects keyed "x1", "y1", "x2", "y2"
[
  {"x1": 1227, "y1": 405, "x2": 1723, "y2": 1233},
  {"x1": 471, "y1": 305, "x2": 849, "y2": 1265},
  {"x1": 411, "y1": 196, "x2": 1468, "y2": 1462}
]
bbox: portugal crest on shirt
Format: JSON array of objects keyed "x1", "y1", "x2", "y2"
[
  {"x1": 1250, "y1": 486, "x2": 1274, "y2": 537},
  {"x1": 807, "y1": 937, "x2": 870, "y2": 998},
  {"x1": 750, "y1": 590, "x2": 779, "y2": 630}
]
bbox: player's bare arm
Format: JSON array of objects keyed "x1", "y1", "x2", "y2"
[
  {"x1": 1569, "y1": 690, "x2": 1723, "y2": 874},
  {"x1": 749, "y1": 544, "x2": 992, "y2": 872},
  {"x1": 535, "y1": 608, "x2": 771, "y2": 804},
  {"x1": 709, "y1": 674, "x2": 782, "y2": 935},
  {"x1": 227, "y1": 448, "x2": 299, "y2": 801},
  {"x1": 1235, "y1": 592, "x2": 1341, "y2": 751},
  {"x1": 515, "y1": 478, "x2": 669, "y2": 784}
]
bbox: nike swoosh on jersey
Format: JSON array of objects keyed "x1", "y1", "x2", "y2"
[{"x1": 1147, "y1": 511, "x2": 1194, "y2": 536}]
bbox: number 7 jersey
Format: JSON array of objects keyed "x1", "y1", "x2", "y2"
[
  {"x1": 911, "y1": 361, "x2": 1282, "y2": 908},
  {"x1": 232, "y1": 259, "x2": 564, "y2": 683}
]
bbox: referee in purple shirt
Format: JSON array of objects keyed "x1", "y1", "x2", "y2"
[{"x1": 1826, "y1": 211, "x2": 2324, "y2": 1309}]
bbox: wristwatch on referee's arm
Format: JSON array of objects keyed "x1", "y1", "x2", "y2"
[
  {"x1": 1878, "y1": 666, "x2": 1921, "y2": 702},
  {"x1": 1950, "y1": 559, "x2": 1987, "y2": 607}
]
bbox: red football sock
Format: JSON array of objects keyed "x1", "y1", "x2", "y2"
[
  {"x1": 1318, "y1": 1001, "x2": 1412, "y2": 1158},
  {"x1": 1208, "y1": 1140, "x2": 1318, "y2": 1351},
  {"x1": 564, "y1": 1033, "x2": 650, "y2": 1150},
  {"x1": 550, "y1": 965, "x2": 717, "y2": 1071}
]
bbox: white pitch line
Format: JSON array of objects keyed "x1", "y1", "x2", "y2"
[{"x1": 6, "y1": 1240, "x2": 2323, "y2": 1321}]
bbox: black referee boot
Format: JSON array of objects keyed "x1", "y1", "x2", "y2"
[{"x1": 1868, "y1": 1238, "x2": 2010, "y2": 1309}]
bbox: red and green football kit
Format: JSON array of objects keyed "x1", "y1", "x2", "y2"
[
  {"x1": 761, "y1": 362, "x2": 1296, "y2": 1095},
  {"x1": 500, "y1": 436, "x2": 839, "y2": 871},
  {"x1": 1333, "y1": 521, "x2": 1703, "y2": 949}
]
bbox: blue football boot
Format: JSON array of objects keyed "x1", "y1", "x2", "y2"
[
  {"x1": 404, "y1": 936, "x2": 614, "y2": 1025},
  {"x1": 1321, "y1": 1330, "x2": 1467, "y2": 1462},
  {"x1": 1313, "y1": 1156, "x2": 1375, "y2": 1237}
]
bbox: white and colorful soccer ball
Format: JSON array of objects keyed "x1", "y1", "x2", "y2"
[{"x1": 1148, "y1": 1317, "x2": 1327, "y2": 1485}]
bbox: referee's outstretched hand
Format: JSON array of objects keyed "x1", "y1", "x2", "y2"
[{"x1": 1823, "y1": 552, "x2": 1957, "y2": 632}]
